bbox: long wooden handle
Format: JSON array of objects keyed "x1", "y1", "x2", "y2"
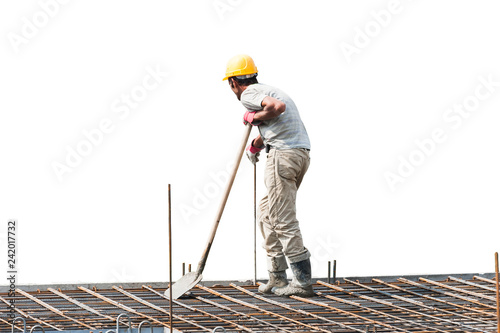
[{"x1": 196, "y1": 124, "x2": 253, "y2": 274}]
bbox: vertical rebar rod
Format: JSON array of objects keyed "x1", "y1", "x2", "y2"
[
  {"x1": 168, "y1": 184, "x2": 173, "y2": 333},
  {"x1": 496, "y1": 252, "x2": 500, "y2": 333},
  {"x1": 188, "y1": 264, "x2": 191, "y2": 272},
  {"x1": 328, "y1": 261, "x2": 331, "y2": 284},
  {"x1": 333, "y1": 260, "x2": 337, "y2": 283},
  {"x1": 253, "y1": 164, "x2": 257, "y2": 285},
  {"x1": 182, "y1": 263, "x2": 185, "y2": 276}
]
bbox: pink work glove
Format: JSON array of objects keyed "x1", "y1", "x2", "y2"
[
  {"x1": 243, "y1": 111, "x2": 262, "y2": 126},
  {"x1": 246, "y1": 140, "x2": 264, "y2": 164}
]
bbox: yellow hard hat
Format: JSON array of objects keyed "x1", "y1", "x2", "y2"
[{"x1": 222, "y1": 54, "x2": 258, "y2": 81}]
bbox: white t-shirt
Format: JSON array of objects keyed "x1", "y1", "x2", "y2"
[{"x1": 240, "y1": 83, "x2": 311, "y2": 150}]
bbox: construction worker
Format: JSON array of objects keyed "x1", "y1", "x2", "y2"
[{"x1": 223, "y1": 54, "x2": 314, "y2": 297}]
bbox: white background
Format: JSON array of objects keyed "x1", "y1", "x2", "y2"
[{"x1": 1, "y1": 0, "x2": 499, "y2": 285}]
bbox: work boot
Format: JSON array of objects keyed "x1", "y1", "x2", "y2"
[
  {"x1": 258, "y1": 271, "x2": 288, "y2": 294},
  {"x1": 272, "y1": 259, "x2": 314, "y2": 297}
]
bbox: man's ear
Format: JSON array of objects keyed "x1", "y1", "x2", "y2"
[{"x1": 229, "y1": 78, "x2": 235, "y2": 89}]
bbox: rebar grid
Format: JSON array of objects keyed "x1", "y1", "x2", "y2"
[{"x1": 2, "y1": 275, "x2": 498, "y2": 333}]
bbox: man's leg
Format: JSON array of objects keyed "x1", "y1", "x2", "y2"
[
  {"x1": 257, "y1": 194, "x2": 289, "y2": 293},
  {"x1": 258, "y1": 195, "x2": 288, "y2": 270},
  {"x1": 266, "y1": 149, "x2": 314, "y2": 296}
]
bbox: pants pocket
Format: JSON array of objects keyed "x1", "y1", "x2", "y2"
[{"x1": 276, "y1": 151, "x2": 302, "y2": 181}]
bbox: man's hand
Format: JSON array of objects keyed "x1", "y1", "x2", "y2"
[
  {"x1": 246, "y1": 139, "x2": 264, "y2": 164},
  {"x1": 243, "y1": 111, "x2": 262, "y2": 126}
]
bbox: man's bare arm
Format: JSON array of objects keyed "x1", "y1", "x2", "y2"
[{"x1": 252, "y1": 96, "x2": 286, "y2": 122}]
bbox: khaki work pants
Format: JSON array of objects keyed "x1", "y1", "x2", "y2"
[{"x1": 258, "y1": 148, "x2": 311, "y2": 272}]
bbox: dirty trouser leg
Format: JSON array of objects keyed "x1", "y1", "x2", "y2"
[
  {"x1": 258, "y1": 195, "x2": 288, "y2": 272},
  {"x1": 265, "y1": 148, "x2": 311, "y2": 265}
]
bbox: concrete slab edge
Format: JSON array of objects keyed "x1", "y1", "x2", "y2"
[{"x1": 0, "y1": 272, "x2": 495, "y2": 293}]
